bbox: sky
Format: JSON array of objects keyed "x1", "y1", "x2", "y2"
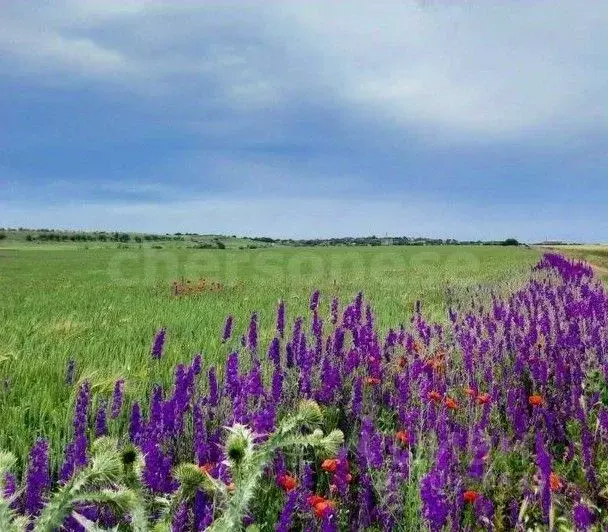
[{"x1": 1, "y1": 1, "x2": 607, "y2": 242}]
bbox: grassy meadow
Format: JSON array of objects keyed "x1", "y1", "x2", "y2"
[{"x1": 0, "y1": 244, "x2": 539, "y2": 466}]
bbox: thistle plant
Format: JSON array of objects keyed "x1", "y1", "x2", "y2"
[
  {"x1": 0, "y1": 438, "x2": 147, "y2": 532},
  {"x1": 152, "y1": 400, "x2": 343, "y2": 531}
]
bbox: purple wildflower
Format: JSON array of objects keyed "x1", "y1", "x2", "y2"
[
  {"x1": 535, "y1": 432, "x2": 552, "y2": 521},
  {"x1": 24, "y1": 439, "x2": 50, "y2": 517},
  {"x1": 420, "y1": 469, "x2": 450, "y2": 532},
  {"x1": 276, "y1": 300, "x2": 285, "y2": 338},
  {"x1": 129, "y1": 402, "x2": 142, "y2": 443},
  {"x1": 172, "y1": 502, "x2": 189, "y2": 531},
  {"x1": 351, "y1": 376, "x2": 363, "y2": 418},
  {"x1": 142, "y1": 440, "x2": 174, "y2": 494},
  {"x1": 310, "y1": 289, "x2": 320, "y2": 311},
  {"x1": 271, "y1": 366, "x2": 284, "y2": 403},
  {"x1": 333, "y1": 447, "x2": 351, "y2": 497},
  {"x1": 193, "y1": 403, "x2": 208, "y2": 465},
  {"x1": 573, "y1": 502, "x2": 595, "y2": 531},
  {"x1": 110, "y1": 379, "x2": 124, "y2": 419},
  {"x1": 268, "y1": 337, "x2": 281, "y2": 367},
  {"x1": 275, "y1": 491, "x2": 297, "y2": 532},
  {"x1": 151, "y1": 327, "x2": 167, "y2": 359},
  {"x1": 225, "y1": 352, "x2": 240, "y2": 399},
  {"x1": 65, "y1": 358, "x2": 75, "y2": 386},
  {"x1": 330, "y1": 297, "x2": 339, "y2": 325},
  {"x1": 208, "y1": 368, "x2": 219, "y2": 407},
  {"x1": 222, "y1": 315, "x2": 233, "y2": 342},
  {"x1": 95, "y1": 400, "x2": 108, "y2": 437},
  {"x1": 60, "y1": 381, "x2": 91, "y2": 481},
  {"x1": 474, "y1": 495, "x2": 495, "y2": 528},
  {"x1": 191, "y1": 353, "x2": 202, "y2": 376},
  {"x1": 3, "y1": 473, "x2": 17, "y2": 499}
]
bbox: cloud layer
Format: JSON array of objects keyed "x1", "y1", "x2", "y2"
[{"x1": 1, "y1": 1, "x2": 607, "y2": 241}]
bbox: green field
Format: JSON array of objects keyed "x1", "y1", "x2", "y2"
[{"x1": 0, "y1": 245, "x2": 539, "y2": 466}]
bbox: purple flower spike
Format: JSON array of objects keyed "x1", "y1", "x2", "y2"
[
  {"x1": 65, "y1": 358, "x2": 75, "y2": 386},
  {"x1": 172, "y1": 502, "x2": 189, "y2": 531},
  {"x1": 222, "y1": 315, "x2": 233, "y2": 342},
  {"x1": 310, "y1": 289, "x2": 320, "y2": 311},
  {"x1": 191, "y1": 353, "x2": 202, "y2": 375},
  {"x1": 573, "y1": 502, "x2": 595, "y2": 531},
  {"x1": 275, "y1": 491, "x2": 297, "y2": 532},
  {"x1": 95, "y1": 400, "x2": 108, "y2": 437},
  {"x1": 24, "y1": 439, "x2": 50, "y2": 517},
  {"x1": 111, "y1": 379, "x2": 124, "y2": 419},
  {"x1": 330, "y1": 297, "x2": 339, "y2": 325},
  {"x1": 151, "y1": 327, "x2": 167, "y2": 359},
  {"x1": 60, "y1": 381, "x2": 91, "y2": 481},
  {"x1": 129, "y1": 402, "x2": 142, "y2": 443},
  {"x1": 3, "y1": 473, "x2": 17, "y2": 499},
  {"x1": 420, "y1": 469, "x2": 449, "y2": 532},
  {"x1": 276, "y1": 300, "x2": 285, "y2": 338}
]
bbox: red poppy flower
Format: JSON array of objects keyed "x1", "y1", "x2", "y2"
[
  {"x1": 307, "y1": 494, "x2": 325, "y2": 506},
  {"x1": 313, "y1": 499, "x2": 335, "y2": 518},
  {"x1": 476, "y1": 392, "x2": 491, "y2": 405},
  {"x1": 199, "y1": 462, "x2": 215, "y2": 474},
  {"x1": 464, "y1": 387, "x2": 477, "y2": 398},
  {"x1": 463, "y1": 490, "x2": 479, "y2": 503},
  {"x1": 365, "y1": 376, "x2": 381, "y2": 385},
  {"x1": 321, "y1": 458, "x2": 339, "y2": 472},
  {"x1": 425, "y1": 357, "x2": 445, "y2": 373},
  {"x1": 528, "y1": 394, "x2": 544, "y2": 407},
  {"x1": 395, "y1": 430, "x2": 411, "y2": 445},
  {"x1": 399, "y1": 357, "x2": 407, "y2": 368},
  {"x1": 549, "y1": 472, "x2": 563, "y2": 492},
  {"x1": 278, "y1": 474, "x2": 298, "y2": 492},
  {"x1": 428, "y1": 391, "x2": 442, "y2": 403},
  {"x1": 444, "y1": 397, "x2": 458, "y2": 410}
]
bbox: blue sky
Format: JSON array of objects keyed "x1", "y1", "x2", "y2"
[{"x1": 1, "y1": 1, "x2": 607, "y2": 242}]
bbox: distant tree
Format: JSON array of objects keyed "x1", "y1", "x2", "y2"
[
  {"x1": 25, "y1": 234, "x2": 34, "y2": 241},
  {"x1": 134, "y1": 236, "x2": 142, "y2": 243},
  {"x1": 216, "y1": 240, "x2": 226, "y2": 249},
  {"x1": 501, "y1": 238, "x2": 520, "y2": 246},
  {"x1": 0, "y1": 232, "x2": 6, "y2": 240}
]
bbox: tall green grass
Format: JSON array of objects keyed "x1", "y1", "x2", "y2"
[{"x1": 0, "y1": 245, "x2": 538, "y2": 465}]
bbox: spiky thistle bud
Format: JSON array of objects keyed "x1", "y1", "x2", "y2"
[{"x1": 225, "y1": 424, "x2": 255, "y2": 467}]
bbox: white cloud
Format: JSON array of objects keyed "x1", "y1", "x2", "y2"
[
  {"x1": 283, "y1": 1, "x2": 608, "y2": 138},
  {"x1": 1, "y1": 1, "x2": 606, "y2": 140}
]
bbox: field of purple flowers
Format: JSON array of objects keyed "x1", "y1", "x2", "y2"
[{"x1": 2, "y1": 252, "x2": 608, "y2": 530}]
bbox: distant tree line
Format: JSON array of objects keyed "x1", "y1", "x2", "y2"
[
  {"x1": 247, "y1": 235, "x2": 520, "y2": 247},
  {"x1": 18, "y1": 231, "x2": 187, "y2": 243},
  {"x1": 2, "y1": 228, "x2": 521, "y2": 247}
]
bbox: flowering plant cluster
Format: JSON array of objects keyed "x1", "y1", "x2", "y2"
[{"x1": 2, "y1": 252, "x2": 608, "y2": 530}]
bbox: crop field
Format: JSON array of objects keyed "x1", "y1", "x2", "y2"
[
  {"x1": 0, "y1": 245, "x2": 536, "y2": 454},
  {"x1": 3, "y1": 244, "x2": 608, "y2": 530}
]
